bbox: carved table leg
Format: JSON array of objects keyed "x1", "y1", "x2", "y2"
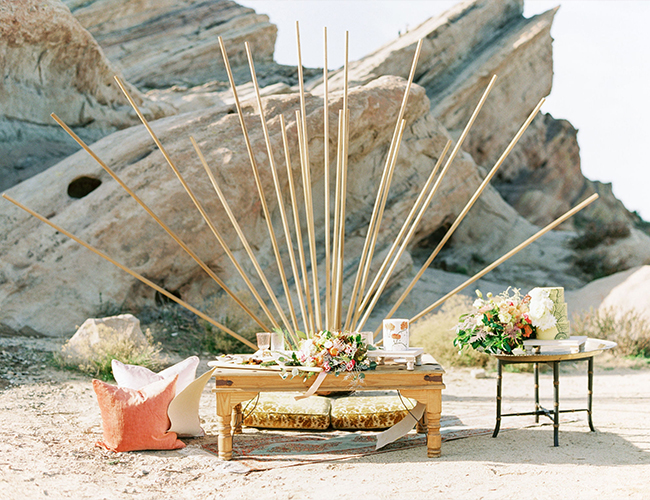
[
  {"x1": 216, "y1": 393, "x2": 233, "y2": 460},
  {"x1": 402, "y1": 389, "x2": 442, "y2": 458},
  {"x1": 231, "y1": 403, "x2": 243, "y2": 434},
  {"x1": 425, "y1": 395, "x2": 442, "y2": 458}
]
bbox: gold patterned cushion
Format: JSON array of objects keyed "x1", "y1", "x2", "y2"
[
  {"x1": 243, "y1": 392, "x2": 331, "y2": 430},
  {"x1": 330, "y1": 395, "x2": 417, "y2": 430}
]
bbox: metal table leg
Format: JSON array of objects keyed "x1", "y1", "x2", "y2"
[
  {"x1": 493, "y1": 359, "x2": 502, "y2": 438},
  {"x1": 534, "y1": 362, "x2": 540, "y2": 423},
  {"x1": 553, "y1": 361, "x2": 559, "y2": 447},
  {"x1": 587, "y1": 356, "x2": 595, "y2": 432}
]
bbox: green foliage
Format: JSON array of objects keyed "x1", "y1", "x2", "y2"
[
  {"x1": 573, "y1": 253, "x2": 630, "y2": 281},
  {"x1": 139, "y1": 303, "x2": 257, "y2": 356},
  {"x1": 410, "y1": 295, "x2": 494, "y2": 369},
  {"x1": 572, "y1": 307, "x2": 650, "y2": 358},
  {"x1": 570, "y1": 221, "x2": 630, "y2": 250}
]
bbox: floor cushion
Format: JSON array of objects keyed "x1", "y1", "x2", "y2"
[
  {"x1": 93, "y1": 376, "x2": 186, "y2": 452},
  {"x1": 243, "y1": 392, "x2": 331, "y2": 430},
  {"x1": 168, "y1": 367, "x2": 217, "y2": 437},
  {"x1": 112, "y1": 356, "x2": 199, "y2": 396},
  {"x1": 330, "y1": 394, "x2": 417, "y2": 430}
]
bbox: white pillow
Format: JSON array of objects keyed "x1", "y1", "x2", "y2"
[
  {"x1": 168, "y1": 367, "x2": 217, "y2": 437},
  {"x1": 112, "y1": 356, "x2": 200, "y2": 396}
]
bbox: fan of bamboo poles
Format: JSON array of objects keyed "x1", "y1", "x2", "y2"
[{"x1": 3, "y1": 24, "x2": 598, "y2": 350}]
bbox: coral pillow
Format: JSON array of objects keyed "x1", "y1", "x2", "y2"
[
  {"x1": 93, "y1": 376, "x2": 186, "y2": 452},
  {"x1": 112, "y1": 356, "x2": 199, "y2": 395}
]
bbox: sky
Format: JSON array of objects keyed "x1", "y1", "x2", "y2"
[{"x1": 238, "y1": 0, "x2": 650, "y2": 220}]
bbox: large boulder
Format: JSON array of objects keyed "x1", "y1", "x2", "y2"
[
  {"x1": 0, "y1": 75, "x2": 559, "y2": 335},
  {"x1": 0, "y1": 0, "x2": 171, "y2": 192}
]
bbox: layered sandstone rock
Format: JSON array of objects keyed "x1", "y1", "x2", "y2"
[
  {"x1": 1, "y1": 76, "x2": 563, "y2": 335},
  {"x1": 0, "y1": 0, "x2": 171, "y2": 192},
  {"x1": 64, "y1": 0, "x2": 279, "y2": 89}
]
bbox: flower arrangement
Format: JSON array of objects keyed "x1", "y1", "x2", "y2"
[
  {"x1": 276, "y1": 330, "x2": 376, "y2": 379},
  {"x1": 453, "y1": 288, "x2": 537, "y2": 355},
  {"x1": 300, "y1": 330, "x2": 375, "y2": 375}
]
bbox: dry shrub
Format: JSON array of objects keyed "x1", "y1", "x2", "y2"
[
  {"x1": 141, "y1": 293, "x2": 259, "y2": 356},
  {"x1": 410, "y1": 294, "x2": 494, "y2": 368},
  {"x1": 572, "y1": 307, "x2": 650, "y2": 358},
  {"x1": 56, "y1": 326, "x2": 163, "y2": 381}
]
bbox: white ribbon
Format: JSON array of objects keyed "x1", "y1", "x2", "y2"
[
  {"x1": 294, "y1": 370, "x2": 328, "y2": 400},
  {"x1": 375, "y1": 401, "x2": 426, "y2": 450}
]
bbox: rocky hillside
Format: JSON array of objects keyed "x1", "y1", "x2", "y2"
[{"x1": 1, "y1": 0, "x2": 649, "y2": 337}]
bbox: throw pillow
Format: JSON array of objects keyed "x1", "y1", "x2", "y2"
[
  {"x1": 93, "y1": 376, "x2": 186, "y2": 452},
  {"x1": 112, "y1": 356, "x2": 199, "y2": 395}
]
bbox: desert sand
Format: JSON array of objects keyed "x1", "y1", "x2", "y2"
[{"x1": 1, "y1": 335, "x2": 648, "y2": 500}]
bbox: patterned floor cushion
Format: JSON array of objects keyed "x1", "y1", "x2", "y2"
[
  {"x1": 330, "y1": 394, "x2": 417, "y2": 430},
  {"x1": 243, "y1": 392, "x2": 331, "y2": 430}
]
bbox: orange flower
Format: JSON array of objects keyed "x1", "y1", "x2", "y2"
[
  {"x1": 329, "y1": 347, "x2": 339, "y2": 356},
  {"x1": 400, "y1": 321, "x2": 408, "y2": 330},
  {"x1": 523, "y1": 325, "x2": 532, "y2": 337}
]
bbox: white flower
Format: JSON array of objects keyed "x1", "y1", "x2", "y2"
[
  {"x1": 473, "y1": 298, "x2": 483, "y2": 308},
  {"x1": 528, "y1": 288, "x2": 557, "y2": 329},
  {"x1": 324, "y1": 340, "x2": 333, "y2": 349}
]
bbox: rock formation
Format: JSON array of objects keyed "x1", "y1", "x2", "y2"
[
  {"x1": 1, "y1": 0, "x2": 648, "y2": 337},
  {"x1": 63, "y1": 0, "x2": 283, "y2": 89},
  {"x1": 0, "y1": 0, "x2": 172, "y2": 192},
  {"x1": 1, "y1": 75, "x2": 566, "y2": 335}
]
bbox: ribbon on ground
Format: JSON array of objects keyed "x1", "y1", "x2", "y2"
[
  {"x1": 294, "y1": 370, "x2": 328, "y2": 400},
  {"x1": 375, "y1": 401, "x2": 426, "y2": 450}
]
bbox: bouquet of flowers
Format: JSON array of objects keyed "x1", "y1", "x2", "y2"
[
  {"x1": 454, "y1": 288, "x2": 537, "y2": 355},
  {"x1": 288, "y1": 330, "x2": 376, "y2": 378}
]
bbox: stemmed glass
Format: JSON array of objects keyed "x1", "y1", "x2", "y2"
[{"x1": 256, "y1": 332, "x2": 271, "y2": 355}]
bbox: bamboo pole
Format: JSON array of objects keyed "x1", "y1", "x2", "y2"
[
  {"x1": 377, "y1": 97, "x2": 546, "y2": 327},
  {"x1": 217, "y1": 37, "x2": 297, "y2": 336},
  {"x1": 344, "y1": 118, "x2": 407, "y2": 331},
  {"x1": 355, "y1": 75, "x2": 498, "y2": 331},
  {"x1": 408, "y1": 193, "x2": 600, "y2": 324},
  {"x1": 296, "y1": 22, "x2": 322, "y2": 331},
  {"x1": 323, "y1": 26, "x2": 331, "y2": 331},
  {"x1": 280, "y1": 114, "x2": 315, "y2": 333},
  {"x1": 245, "y1": 42, "x2": 304, "y2": 333},
  {"x1": 113, "y1": 77, "x2": 294, "y2": 335},
  {"x1": 2, "y1": 194, "x2": 258, "y2": 350},
  {"x1": 354, "y1": 139, "x2": 452, "y2": 324},
  {"x1": 332, "y1": 32, "x2": 351, "y2": 331},
  {"x1": 345, "y1": 39, "x2": 423, "y2": 332},
  {"x1": 330, "y1": 110, "x2": 344, "y2": 329},
  {"x1": 190, "y1": 137, "x2": 301, "y2": 347},
  {"x1": 50, "y1": 113, "x2": 270, "y2": 332}
]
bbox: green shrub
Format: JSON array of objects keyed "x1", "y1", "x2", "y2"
[
  {"x1": 140, "y1": 294, "x2": 259, "y2": 356},
  {"x1": 570, "y1": 221, "x2": 630, "y2": 250},
  {"x1": 55, "y1": 326, "x2": 162, "y2": 381},
  {"x1": 572, "y1": 307, "x2": 650, "y2": 358},
  {"x1": 410, "y1": 294, "x2": 494, "y2": 369}
]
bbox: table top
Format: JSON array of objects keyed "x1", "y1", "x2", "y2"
[
  {"x1": 492, "y1": 338, "x2": 617, "y2": 363},
  {"x1": 212, "y1": 362, "x2": 444, "y2": 393}
]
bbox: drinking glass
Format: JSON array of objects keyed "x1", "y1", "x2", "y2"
[
  {"x1": 270, "y1": 331, "x2": 285, "y2": 351},
  {"x1": 256, "y1": 332, "x2": 271, "y2": 351}
]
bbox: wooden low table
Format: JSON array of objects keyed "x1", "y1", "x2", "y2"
[{"x1": 211, "y1": 362, "x2": 445, "y2": 460}]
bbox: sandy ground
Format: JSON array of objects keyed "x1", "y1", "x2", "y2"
[{"x1": 1, "y1": 336, "x2": 649, "y2": 500}]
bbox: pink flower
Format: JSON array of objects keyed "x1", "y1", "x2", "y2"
[
  {"x1": 322, "y1": 361, "x2": 331, "y2": 372},
  {"x1": 346, "y1": 360, "x2": 356, "y2": 371}
]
